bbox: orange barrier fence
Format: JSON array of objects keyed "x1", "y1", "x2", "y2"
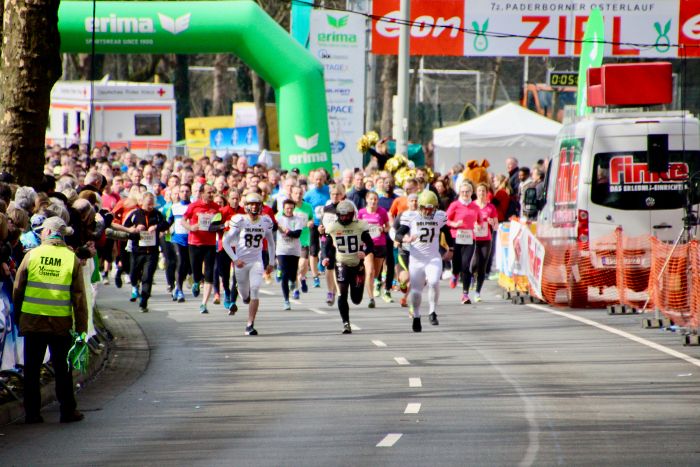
[
  {"x1": 616, "y1": 229, "x2": 653, "y2": 310},
  {"x1": 648, "y1": 237, "x2": 693, "y2": 327},
  {"x1": 499, "y1": 222, "x2": 698, "y2": 328}
]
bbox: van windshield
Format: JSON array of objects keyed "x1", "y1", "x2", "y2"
[{"x1": 592, "y1": 151, "x2": 698, "y2": 210}]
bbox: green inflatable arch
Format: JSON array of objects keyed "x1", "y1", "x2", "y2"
[{"x1": 58, "y1": 0, "x2": 332, "y2": 174}]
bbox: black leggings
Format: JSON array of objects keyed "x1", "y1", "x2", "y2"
[
  {"x1": 471, "y1": 240, "x2": 492, "y2": 293},
  {"x1": 278, "y1": 255, "x2": 300, "y2": 301},
  {"x1": 163, "y1": 239, "x2": 177, "y2": 289},
  {"x1": 213, "y1": 249, "x2": 233, "y2": 296},
  {"x1": 174, "y1": 243, "x2": 191, "y2": 290},
  {"x1": 336, "y1": 264, "x2": 364, "y2": 324},
  {"x1": 131, "y1": 251, "x2": 159, "y2": 304},
  {"x1": 452, "y1": 243, "x2": 476, "y2": 293},
  {"x1": 189, "y1": 245, "x2": 216, "y2": 284},
  {"x1": 383, "y1": 234, "x2": 395, "y2": 292}
]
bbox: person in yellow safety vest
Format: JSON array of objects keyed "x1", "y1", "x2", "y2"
[{"x1": 13, "y1": 216, "x2": 88, "y2": 424}]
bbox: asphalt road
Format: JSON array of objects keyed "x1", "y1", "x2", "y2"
[{"x1": 2, "y1": 271, "x2": 700, "y2": 466}]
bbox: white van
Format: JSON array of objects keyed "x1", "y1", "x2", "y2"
[{"x1": 535, "y1": 110, "x2": 700, "y2": 306}]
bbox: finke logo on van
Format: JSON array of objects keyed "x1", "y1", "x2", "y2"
[
  {"x1": 609, "y1": 155, "x2": 688, "y2": 185},
  {"x1": 85, "y1": 13, "x2": 191, "y2": 35}
]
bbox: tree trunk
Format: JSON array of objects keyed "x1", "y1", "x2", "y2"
[
  {"x1": 173, "y1": 55, "x2": 190, "y2": 142},
  {"x1": 115, "y1": 54, "x2": 129, "y2": 81},
  {"x1": 380, "y1": 55, "x2": 397, "y2": 138},
  {"x1": 76, "y1": 53, "x2": 105, "y2": 80},
  {"x1": 0, "y1": 0, "x2": 62, "y2": 186},
  {"x1": 489, "y1": 57, "x2": 503, "y2": 111},
  {"x1": 251, "y1": 71, "x2": 269, "y2": 151},
  {"x1": 212, "y1": 53, "x2": 232, "y2": 116}
]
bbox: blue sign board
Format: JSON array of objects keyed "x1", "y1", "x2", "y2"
[{"x1": 210, "y1": 126, "x2": 258, "y2": 150}]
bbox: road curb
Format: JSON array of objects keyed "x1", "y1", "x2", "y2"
[{"x1": 0, "y1": 307, "x2": 149, "y2": 425}]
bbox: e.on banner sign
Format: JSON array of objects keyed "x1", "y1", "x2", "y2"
[
  {"x1": 372, "y1": 0, "x2": 465, "y2": 55},
  {"x1": 372, "y1": 0, "x2": 700, "y2": 57}
]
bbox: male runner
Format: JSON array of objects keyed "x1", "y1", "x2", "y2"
[
  {"x1": 322, "y1": 200, "x2": 374, "y2": 334},
  {"x1": 223, "y1": 192, "x2": 276, "y2": 336},
  {"x1": 395, "y1": 191, "x2": 454, "y2": 332}
]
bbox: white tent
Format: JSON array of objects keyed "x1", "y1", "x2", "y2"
[{"x1": 433, "y1": 102, "x2": 562, "y2": 175}]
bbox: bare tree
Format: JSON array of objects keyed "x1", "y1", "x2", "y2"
[
  {"x1": 0, "y1": 0, "x2": 61, "y2": 185},
  {"x1": 212, "y1": 54, "x2": 233, "y2": 116}
]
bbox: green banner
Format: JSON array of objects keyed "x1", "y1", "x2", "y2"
[
  {"x1": 575, "y1": 8, "x2": 604, "y2": 116},
  {"x1": 58, "y1": 1, "x2": 332, "y2": 174}
]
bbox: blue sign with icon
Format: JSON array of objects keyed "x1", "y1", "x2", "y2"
[{"x1": 210, "y1": 126, "x2": 258, "y2": 150}]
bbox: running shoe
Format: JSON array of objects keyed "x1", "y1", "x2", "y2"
[
  {"x1": 186, "y1": 275, "x2": 194, "y2": 289},
  {"x1": 223, "y1": 293, "x2": 231, "y2": 310},
  {"x1": 313, "y1": 276, "x2": 321, "y2": 288},
  {"x1": 412, "y1": 317, "x2": 422, "y2": 333},
  {"x1": 292, "y1": 289, "x2": 300, "y2": 300},
  {"x1": 326, "y1": 292, "x2": 335, "y2": 306},
  {"x1": 474, "y1": 292, "x2": 482, "y2": 303},
  {"x1": 245, "y1": 325, "x2": 258, "y2": 336},
  {"x1": 488, "y1": 273, "x2": 499, "y2": 281},
  {"x1": 400, "y1": 296, "x2": 408, "y2": 307},
  {"x1": 213, "y1": 293, "x2": 221, "y2": 305},
  {"x1": 199, "y1": 304, "x2": 208, "y2": 314},
  {"x1": 301, "y1": 279, "x2": 309, "y2": 293},
  {"x1": 166, "y1": 285, "x2": 173, "y2": 294},
  {"x1": 368, "y1": 298, "x2": 376, "y2": 309},
  {"x1": 283, "y1": 300, "x2": 291, "y2": 311},
  {"x1": 276, "y1": 269, "x2": 283, "y2": 283},
  {"x1": 399, "y1": 281, "x2": 408, "y2": 293},
  {"x1": 461, "y1": 293, "x2": 471, "y2": 305},
  {"x1": 114, "y1": 271, "x2": 123, "y2": 289},
  {"x1": 429, "y1": 312, "x2": 439, "y2": 326},
  {"x1": 243, "y1": 296, "x2": 251, "y2": 305},
  {"x1": 449, "y1": 275, "x2": 458, "y2": 289},
  {"x1": 177, "y1": 290, "x2": 185, "y2": 303},
  {"x1": 101, "y1": 272, "x2": 110, "y2": 286},
  {"x1": 342, "y1": 322, "x2": 352, "y2": 334},
  {"x1": 374, "y1": 280, "x2": 381, "y2": 297},
  {"x1": 191, "y1": 281, "x2": 200, "y2": 298},
  {"x1": 318, "y1": 261, "x2": 326, "y2": 273},
  {"x1": 228, "y1": 302, "x2": 238, "y2": 316},
  {"x1": 139, "y1": 306, "x2": 149, "y2": 313},
  {"x1": 382, "y1": 291, "x2": 393, "y2": 303},
  {"x1": 129, "y1": 287, "x2": 139, "y2": 302},
  {"x1": 172, "y1": 288, "x2": 178, "y2": 301}
]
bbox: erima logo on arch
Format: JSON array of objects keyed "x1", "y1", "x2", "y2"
[{"x1": 85, "y1": 13, "x2": 191, "y2": 35}]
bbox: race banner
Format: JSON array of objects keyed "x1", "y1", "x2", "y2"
[
  {"x1": 372, "y1": 0, "x2": 698, "y2": 58},
  {"x1": 309, "y1": 9, "x2": 366, "y2": 174},
  {"x1": 521, "y1": 224, "x2": 545, "y2": 299}
]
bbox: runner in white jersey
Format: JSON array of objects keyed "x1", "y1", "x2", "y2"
[
  {"x1": 223, "y1": 192, "x2": 276, "y2": 336},
  {"x1": 395, "y1": 190, "x2": 454, "y2": 332},
  {"x1": 275, "y1": 198, "x2": 305, "y2": 310}
]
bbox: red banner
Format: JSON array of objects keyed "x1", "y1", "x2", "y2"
[
  {"x1": 680, "y1": 0, "x2": 700, "y2": 57},
  {"x1": 371, "y1": 0, "x2": 465, "y2": 56}
]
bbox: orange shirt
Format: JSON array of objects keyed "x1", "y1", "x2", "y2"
[{"x1": 389, "y1": 196, "x2": 409, "y2": 219}]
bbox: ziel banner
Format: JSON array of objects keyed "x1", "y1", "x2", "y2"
[
  {"x1": 373, "y1": 0, "x2": 699, "y2": 58},
  {"x1": 309, "y1": 9, "x2": 366, "y2": 174}
]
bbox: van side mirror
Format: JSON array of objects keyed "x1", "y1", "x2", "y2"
[
  {"x1": 523, "y1": 187, "x2": 539, "y2": 219},
  {"x1": 647, "y1": 134, "x2": 669, "y2": 173}
]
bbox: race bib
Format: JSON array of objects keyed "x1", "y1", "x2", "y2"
[
  {"x1": 139, "y1": 231, "x2": 156, "y2": 247},
  {"x1": 314, "y1": 206, "x2": 324, "y2": 219},
  {"x1": 198, "y1": 213, "x2": 214, "y2": 231},
  {"x1": 369, "y1": 224, "x2": 383, "y2": 239},
  {"x1": 474, "y1": 223, "x2": 488, "y2": 238},
  {"x1": 456, "y1": 229, "x2": 474, "y2": 245}
]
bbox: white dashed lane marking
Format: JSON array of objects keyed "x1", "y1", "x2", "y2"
[
  {"x1": 377, "y1": 433, "x2": 402, "y2": 447},
  {"x1": 372, "y1": 340, "x2": 387, "y2": 348},
  {"x1": 404, "y1": 403, "x2": 421, "y2": 414},
  {"x1": 309, "y1": 307, "x2": 328, "y2": 315},
  {"x1": 409, "y1": 377, "x2": 422, "y2": 388},
  {"x1": 394, "y1": 357, "x2": 410, "y2": 365}
]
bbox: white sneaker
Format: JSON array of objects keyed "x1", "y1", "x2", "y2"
[
  {"x1": 441, "y1": 270, "x2": 452, "y2": 280},
  {"x1": 474, "y1": 292, "x2": 482, "y2": 303}
]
